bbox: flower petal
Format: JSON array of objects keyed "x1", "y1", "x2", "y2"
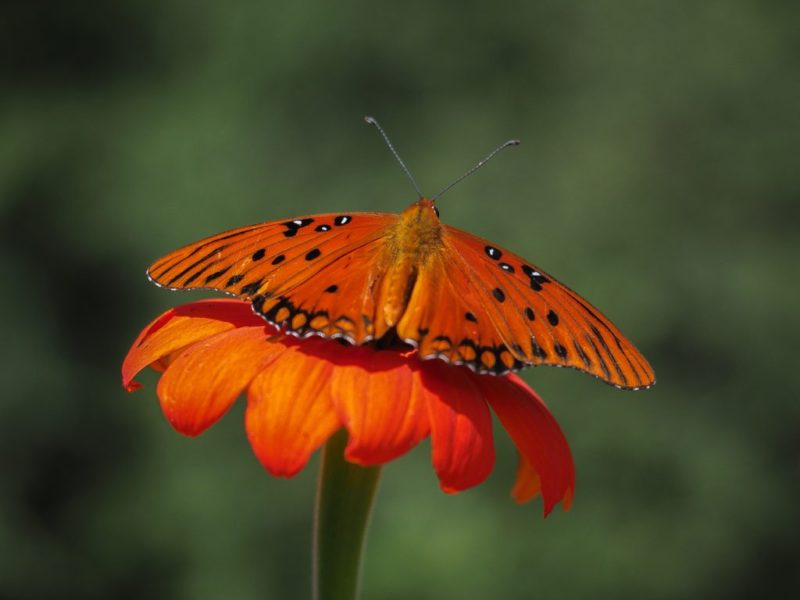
[
  {"x1": 122, "y1": 299, "x2": 270, "y2": 391},
  {"x1": 157, "y1": 325, "x2": 283, "y2": 436},
  {"x1": 511, "y1": 454, "x2": 542, "y2": 504},
  {"x1": 329, "y1": 348, "x2": 430, "y2": 465},
  {"x1": 479, "y1": 374, "x2": 575, "y2": 515},
  {"x1": 246, "y1": 344, "x2": 341, "y2": 477},
  {"x1": 420, "y1": 361, "x2": 494, "y2": 493}
]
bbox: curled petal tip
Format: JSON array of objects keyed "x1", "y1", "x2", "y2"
[
  {"x1": 124, "y1": 380, "x2": 143, "y2": 392},
  {"x1": 540, "y1": 487, "x2": 574, "y2": 517}
]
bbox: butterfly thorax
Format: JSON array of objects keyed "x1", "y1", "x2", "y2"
[{"x1": 384, "y1": 199, "x2": 442, "y2": 260}]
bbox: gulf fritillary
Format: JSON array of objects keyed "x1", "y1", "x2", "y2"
[{"x1": 147, "y1": 120, "x2": 655, "y2": 390}]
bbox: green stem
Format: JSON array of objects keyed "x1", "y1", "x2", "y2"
[{"x1": 313, "y1": 429, "x2": 382, "y2": 600}]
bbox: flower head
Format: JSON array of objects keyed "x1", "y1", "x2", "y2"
[{"x1": 122, "y1": 299, "x2": 574, "y2": 514}]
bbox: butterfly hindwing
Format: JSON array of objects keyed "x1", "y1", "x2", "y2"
[
  {"x1": 395, "y1": 248, "x2": 526, "y2": 374},
  {"x1": 251, "y1": 235, "x2": 390, "y2": 343}
]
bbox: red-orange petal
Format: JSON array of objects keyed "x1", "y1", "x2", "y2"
[
  {"x1": 156, "y1": 326, "x2": 284, "y2": 436},
  {"x1": 479, "y1": 374, "x2": 575, "y2": 515},
  {"x1": 245, "y1": 343, "x2": 342, "y2": 477},
  {"x1": 122, "y1": 299, "x2": 269, "y2": 391},
  {"x1": 511, "y1": 454, "x2": 542, "y2": 504},
  {"x1": 420, "y1": 361, "x2": 494, "y2": 493},
  {"x1": 329, "y1": 347, "x2": 430, "y2": 465}
]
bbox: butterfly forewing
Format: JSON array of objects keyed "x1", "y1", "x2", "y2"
[
  {"x1": 148, "y1": 213, "x2": 396, "y2": 343},
  {"x1": 412, "y1": 225, "x2": 656, "y2": 389}
]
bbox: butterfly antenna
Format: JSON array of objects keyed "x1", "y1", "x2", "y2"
[
  {"x1": 432, "y1": 139, "x2": 520, "y2": 202},
  {"x1": 364, "y1": 116, "x2": 424, "y2": 199}
]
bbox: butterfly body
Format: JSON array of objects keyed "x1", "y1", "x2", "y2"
[
  {"x1": 149, "y1": 198, "x2": 655, "y2": 389},
  {"x1": 373, "y1": 199, "x2": 442, "y2": 335}
]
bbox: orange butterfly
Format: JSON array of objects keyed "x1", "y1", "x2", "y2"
[{"x1": 148, "y1": 119, "x2": 655, "y2": 390}]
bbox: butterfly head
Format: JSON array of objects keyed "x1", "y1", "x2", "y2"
[{"x1": 414, "y1": 197, "x2": 440, "y2": 220}]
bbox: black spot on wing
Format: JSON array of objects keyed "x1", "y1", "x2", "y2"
[
  {"x1": 252, "y1": 294, "x2": 266, "y2": 313},
  {"x1": 226, "y1": 274, "x2": 244, "y2": 287},
  {"x1": 521, "y1": 265, "x2": 550, "y2": 291},
  {"x1": 271, "y1": 254, "x2": 286, "y2": 265},
  {"x1": 531, "y1": 339, "x2": 548, "y2": 359},
  {"x1": 251, "y1": 248, "x2": 266, "y2": 261},
  {"x1": 305, "y1": 248, "x2": 321, "y2": 261},
  {"x1": 205, "y1": 266, "x2": 231, "y2": 284},
  {"x1": 485, "y1": 246, "x2": 502, "y2": 260},
  {"x1": 241, "y1": 278, "x2": 264, "y2": 295},
  {"x1": 284, "y1": 218, "x2": 314, "y2": 229}
]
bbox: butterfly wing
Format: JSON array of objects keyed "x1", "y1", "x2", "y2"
[
  {"x1": 395, "y1": 225, "x2": 655, "y2": 389},
  {"x1": 148, "y1": 212, "x2": 398, "y2": 343},
  {"x1": 149, "y1": 207, "x2": 654, "y2": 389}
]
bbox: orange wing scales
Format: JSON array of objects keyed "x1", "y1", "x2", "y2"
[
  {"x1": 148, "y1": 201, "x2": 655, "y2": 390},
  {"x1": 393, "y1": 224, "x2": 655, "y2": 389},
  {"x1": 251, "y1": 235, "x2": 388, "y2": 343},
  {"x1": 148, "y1": 213, "x2": 395, "y2": 345}
]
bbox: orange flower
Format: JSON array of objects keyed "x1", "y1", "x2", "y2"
[{"x1": 122, "y1": 299, "x2": 574, "y2": 514}]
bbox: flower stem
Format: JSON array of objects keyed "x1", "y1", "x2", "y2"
[{"x1": 313, "y1": 429, "x2": 382, "y2": 600}]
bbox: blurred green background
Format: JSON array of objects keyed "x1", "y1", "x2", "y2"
[{"x1": 2, "y1": 1, "x2": 799, "y2": 598}]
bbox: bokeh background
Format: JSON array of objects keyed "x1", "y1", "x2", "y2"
[{"x1": 2, "y1": 1, "x2": 799, "y2": 598}]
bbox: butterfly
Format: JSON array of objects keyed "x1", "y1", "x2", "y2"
[{"x1": 147, "y1": 119, "x2": 655, "y2": 390}]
